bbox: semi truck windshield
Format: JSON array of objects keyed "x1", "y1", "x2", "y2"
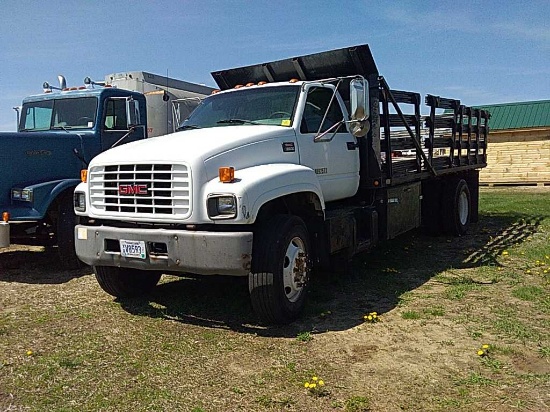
[
  {"x1": 20, "y1": 97, "x2": 98, "y2": 131},
  {"x1": 180, "y1": 85, "x2": 300, "y2": 130}
]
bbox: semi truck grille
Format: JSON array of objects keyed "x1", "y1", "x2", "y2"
[{"x1": 88, "y1": 163, "x2": 191, "y2": 218}]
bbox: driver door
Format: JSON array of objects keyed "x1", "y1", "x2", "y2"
[
  {"x1": 297, "y1": 86, "x2": 360, "y2": 202},
  {"x1": 101, "y1": 98, "x2": 145, "y2": 150}
]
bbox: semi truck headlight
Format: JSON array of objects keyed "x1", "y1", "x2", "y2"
[
  {"x1": 11, "y1": 188, "x2": 33, "y2": 202},
  {"x1": 74, "y1": 192, "x2": 86, "y2": 212},
  {"x1": 207, "y1": 195, "x2": 237, "y2": 219}
]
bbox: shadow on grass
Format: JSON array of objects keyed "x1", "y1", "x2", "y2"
[
  {"x1": 0, "y1": 246, "x2": 89, "y2": 284},
  {"x1": 118, "y1": 212, "x2": 544, "y2": 338}
]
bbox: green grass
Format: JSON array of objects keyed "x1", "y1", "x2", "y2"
[
  {"x1": 539, "y1": 346, "x2": 550, "y2": 358},
  {"x1": 423, "y1": 306, "x2": 445, "y2": 317},
  {"x1": 401, "y1": 310, "x2": 421, "y2": 320},
  {"x1": 345, "y1": 396, "x2": 370, "y2": 411},
  {"x1": 512, "y1": 285, "x2": 545, "y2": 301},
  {"x1": 456, "y1": 372, "x2": 495, "y2": 386},
  {"x1": 296, "y1": 331, "x2": 313, "y2": 342}
]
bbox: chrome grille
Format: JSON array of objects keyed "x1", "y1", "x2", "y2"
[{"x1": 89, "y1": 163, "x2": 191, "y2": 218}]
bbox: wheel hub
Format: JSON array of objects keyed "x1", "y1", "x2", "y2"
[
  {"x1": 458, "y1": 190, "x2": 469, "y2": 225},
  {"x1": 283, "y1": 236, "x2": 308, "y2": 302}
]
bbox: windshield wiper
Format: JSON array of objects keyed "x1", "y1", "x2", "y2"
[
  {"x1": 177, "y1": 124, "x2": 201, "y2": 131},
  {"x1": 217, "y1": 118, "x2": 260, "y2": 125}
]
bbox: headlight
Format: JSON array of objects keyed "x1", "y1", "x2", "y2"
[
  {"x1": 207, "y1": 195, "x2": 237, "y2": 219},
  {"x1": 11, "y1": 188, "x2": 33, "y2": 202},
  {"x1": 74, "y1": 192, "x2": 86, "y2": 212}
]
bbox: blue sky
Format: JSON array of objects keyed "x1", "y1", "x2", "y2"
[{"x1": 1, "y1": 0, "x2": 548, "y2": 131}]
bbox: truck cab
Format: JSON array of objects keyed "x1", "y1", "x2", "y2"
[
  {"x1": 1, "y1": 72, "x2": 212, "y2": 264},
  {"x1": 180, "y1": 80, "x2": 362, "y2": 201},
  {"x1": 0, "y1": 86, "x2": 146, "y2": 265}
]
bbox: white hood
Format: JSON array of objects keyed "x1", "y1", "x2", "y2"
[{"x1": 91, "y1": 125, "x2": 296, "y2": 166}]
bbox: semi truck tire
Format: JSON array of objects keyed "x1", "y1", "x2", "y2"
[
  {"x1": 444, "y1": 178, "x2": 471, "y2": 236},
  {"x1": 249, "y1": 214, "x2": 311, "y2": 324},
  {"x1": 57, "y1": 192, "x2": 81, "y2": 269},
  {"x1": 94, "y1": 266, "x2": 162, "y2": 298}
]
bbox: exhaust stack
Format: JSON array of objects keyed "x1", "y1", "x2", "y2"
[{"x1": 58, "y1": 75, "x2": 67, "y2": 90}]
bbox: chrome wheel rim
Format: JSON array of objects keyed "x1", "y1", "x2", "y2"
[{"x1": 282, "y1": 236, "x2": 307, "y2": 303}]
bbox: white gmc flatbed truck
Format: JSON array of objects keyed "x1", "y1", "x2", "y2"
[{"x1": 74, "y1": 44, "x2": 489, "y2": 324}]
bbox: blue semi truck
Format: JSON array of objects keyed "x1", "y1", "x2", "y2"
[{"x1": 0, "y1": 72, "x2": 212, "y2": 268}]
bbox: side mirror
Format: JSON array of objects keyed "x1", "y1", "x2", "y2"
[
  {"x1": 349, "y1": 78, "x2": 370, "y2": 137},
  {"x1": 126, "y1": 98, "x2": 142, "y2": 127}
]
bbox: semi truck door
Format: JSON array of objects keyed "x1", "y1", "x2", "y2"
[
  {"x1": 297, "y1": 86, "x2": 360, "y2": 202},
  {"x1": 101, "y1": 98, "x2": 144, "y2": 150}
]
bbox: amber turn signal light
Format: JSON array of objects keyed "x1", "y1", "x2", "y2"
[
  {"x1": 81, "y1": 169, "x2": 88, "y2": 183},
  {"x1": 219, "y1": 167, "x2": 235, "y2": 183}
]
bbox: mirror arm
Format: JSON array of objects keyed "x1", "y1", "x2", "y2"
[
  {"x1": 314, "y1": 120, "x2": 344, "y2": 142},
  {"x1": 111, "y1": 126, "x2": 136, "y2": 148},
  {"x1": 315, "y1": 79, "x2": 343, "y2": 136}
]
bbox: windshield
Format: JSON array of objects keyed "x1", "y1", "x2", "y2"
[
  {"x1": 180, "y1": 85, "x2": 300, "y2": 130},
  {"x1": 19, "y1": 97, "x2": 98, "y2": 131}
]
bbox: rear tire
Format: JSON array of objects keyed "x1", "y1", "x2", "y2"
[
  {"x1": 444, "y1": 178, "x2": 471, "y2": 236},
  {"x1": 94, "y1": 266, "x2": 162, "y2": 298},
  {"x1": 249, "y1": 215, "x2": 311, "y2": 324}
]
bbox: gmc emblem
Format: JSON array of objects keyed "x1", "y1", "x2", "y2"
[{"x1": 119, "y1": 184, "x2": 148, "y2": 196}]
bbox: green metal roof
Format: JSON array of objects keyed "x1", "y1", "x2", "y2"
[{"x1": 475, "y1": 100, "x2": 550, "y2": 131}]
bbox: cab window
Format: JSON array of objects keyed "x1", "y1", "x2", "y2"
[
  {"x1": 104, "y1": 99, "x2": 128, "y2": 130},
  {"x1": 23, "y1": 101, "x2": 52, "y2": 131},
  {"x1": 301, "y1": 87, "x2": 345, "y2": 134}
]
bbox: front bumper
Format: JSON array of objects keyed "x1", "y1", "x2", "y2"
[{"x1": 75, "y1": 224, "x2": 253, "y2": 276}]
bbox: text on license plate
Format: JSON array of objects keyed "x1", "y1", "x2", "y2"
[{"x1": 120, "y1": 239, "x2": 146, "y2": 259}]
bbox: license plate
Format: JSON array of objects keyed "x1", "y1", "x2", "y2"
[{"x1": 120, "y1": 239, "x2": 146, "y2": 259}]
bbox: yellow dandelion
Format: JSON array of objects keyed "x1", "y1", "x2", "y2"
[
  {"x1": 371, "y1": 312, "x2": 378, "y2": 316},
  {"x1": 318, "y1": 380, "x2": 324, "y2": 386},
  {"x1": 477, "y1": 350, "x2": 485, "y2": 356},
  {"x1": 26, "y1": 350, "x2": 33, "y2": 356},
  {"x1": 310, "y1": 383, "x2": 316, "y2": 388},
  {"x1": 526, "y1": 269, "x2": 531, "y2": 274},
  {"x1": 312, "y1": 376, "x2": 318, "y2": 381},
  {"x1": 367, "y1": 315, "x2": 373, "y2": 321},
  {"x1": 482, "y1": 344, "x2": 490, "y2": 349},
  {"x1": 304, "y1": 382, "x2": 310, "y2": 388},
  {"x1": 502, "y1": 250, "x2": 509, "y2": 256}
]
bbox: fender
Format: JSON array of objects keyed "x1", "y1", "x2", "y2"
[
  {"x1": 9, "y1": 179, "x2": 80, "y2": 221},
  {"x1": 203, "y1": 163, "x2": 325, "y2": 224}
]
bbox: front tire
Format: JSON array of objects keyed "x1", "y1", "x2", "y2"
[
  {"x1": 249, "y1": 215, "x2": 311, "y2": 324},
  {"x1": 94, "y1": 266, "x2": 162, "y2": 298},
  {"x1": 57, "y1": 192, "x2": 81, "y2": 269}
]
